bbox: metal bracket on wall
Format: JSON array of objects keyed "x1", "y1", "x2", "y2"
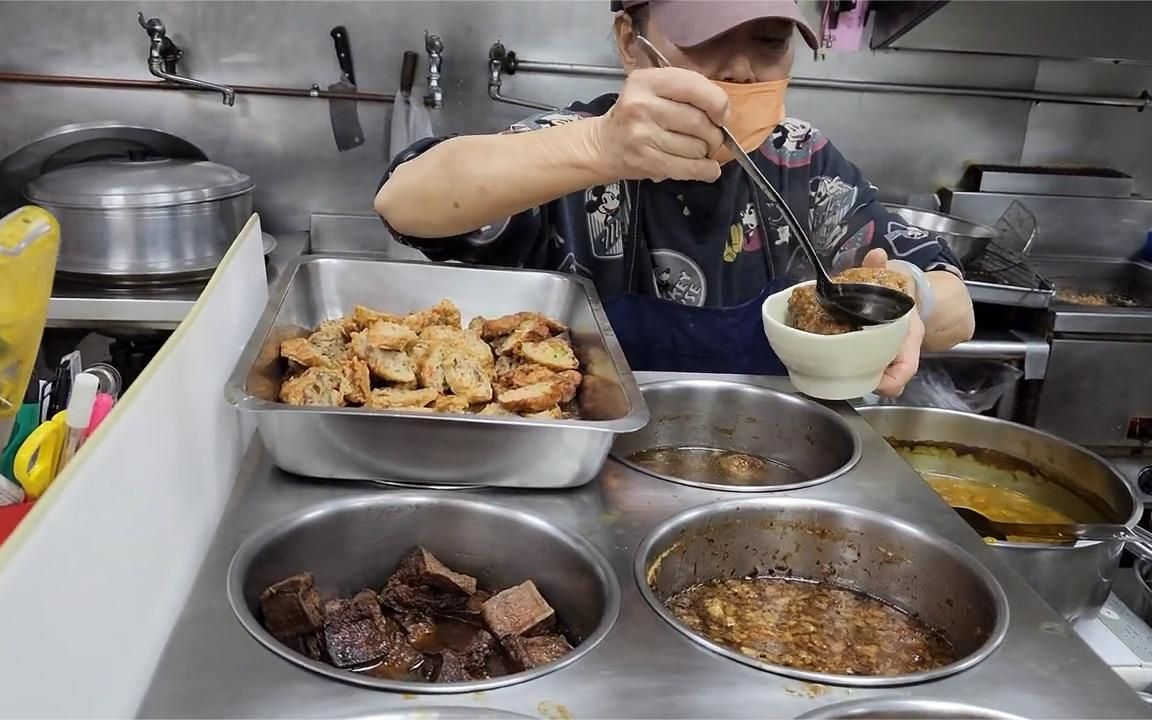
[
  {"x1": 425, "y1": 32, "x2": 444, "y2": 109},
  {"x1": 488, "y1": 43, "x2": 556, "y2": 112},
  {"x1": 138, "y1": 12, "x2": 236, "y2": 106},
  {"x1": 487, "y1": 41, "x2": 1151, "y2": 112}
]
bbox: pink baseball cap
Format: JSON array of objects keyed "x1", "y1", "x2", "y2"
[{"x1": 615, "y1": 0, "x2": 819, "y2": 51}]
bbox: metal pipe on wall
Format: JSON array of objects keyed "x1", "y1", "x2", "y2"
[
  {"x1": 497, "y1": 48, "x2": 1152, "y2": 111},
  {"x1": 0, "y1": 71, "x2": 425, "y2": 104}
]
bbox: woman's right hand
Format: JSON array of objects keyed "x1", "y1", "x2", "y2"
[{"x1": 587, "y1": 67, "x2": 729, "y2": 183}]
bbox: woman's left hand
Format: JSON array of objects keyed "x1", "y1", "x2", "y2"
[{"x1": 860, "y1": 248, "x2": 923, "y2": 397}]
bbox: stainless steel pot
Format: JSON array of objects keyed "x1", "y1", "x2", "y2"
[
  {"x1": 227, "y1": 493, "x2": 620, "y2": 693},
  {"x1": 26, "y1": 156, "x2": 252, "y2": 279},
  {"x1": 883, "y1": 205, "x2": 998, "y2": 265},
  {"x1": 1131, "y1": 558, "x2": 1152, "y2": 628},
  {"x1": 610, "y1": 379, "x2": 860, "y2": 492},
  {"x1": 857, "y1": 406, "x2": 1138, "y2": 622},
  {"x1": 796, "y1": 698, "x2": 1026, "y2": 719},
  {"x1": 637, "y1": 497, "x2": 1009, "y2": 687}
]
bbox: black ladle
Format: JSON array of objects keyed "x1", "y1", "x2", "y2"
[
  {"x1": 635, "y1": 36, "x2": 915, "y2": 326},
  {"x1": 954, "y1": 506, "x2": 1152, "y2": 545}
]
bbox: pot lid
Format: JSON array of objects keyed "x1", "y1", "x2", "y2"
[
  {"x1": 0, "y1": 122, "x2": 208, "y2": 215},
  {"x1": 26, "y1": 157, "x2": 252, "y2": 209}
]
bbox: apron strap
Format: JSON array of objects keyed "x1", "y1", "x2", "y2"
[{"x1": 623, "y1": 180, "x2": 643, "y2": 293}]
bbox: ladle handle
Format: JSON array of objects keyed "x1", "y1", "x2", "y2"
[
  {"x1": 1124, "y1": 524, "x2": 1152, "y2": 562},
  {"x1": 633, "y1": 35, "x2": 830, "y2": 285}
]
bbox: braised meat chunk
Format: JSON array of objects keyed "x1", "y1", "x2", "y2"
[
  {"x1": 432, "y1": 649, "x2": 475, "y2": 682},
  {"x1": 381, "y1": 547, "x2": 478, "y2": 615},
  {"x1": 405, "y1": 547, "x2": 477, "y2": 594},
  {"x1": 324, "y1": 590, "x2": 404, "y2": 668},
  {"x1": 284, "y1": 632, "x2": 327, "y2": 661},
  {"x1": 481, "y1": 580, "x2": 555, "y2": 638},
  {"x1": 258, "y1": 548, "x2": 575, "y2": 685},
  {"x1": 259, "y1": 572, "x2": 324, "y2": 641},
  {"x1": 502, "y1": 634, "x2": 573, "y2": 671}
]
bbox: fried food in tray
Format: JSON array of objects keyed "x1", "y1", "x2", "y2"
[
  {"x1": 277, "y1": 299, "x2": 583, "y2": 419},
  {"x1": 787, "y1": 267, "x2": 913, "y2": 335}
]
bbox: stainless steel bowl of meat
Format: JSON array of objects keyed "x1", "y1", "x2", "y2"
[
  {"x1": 796, "y1": 698, "x2": 1026, "y2": 719},
  {"x1": 611, "y1": 379, "x2": 860, "y2": 491},
  {"x1": 227, "y1": 494, "x2": 620, "y2": 693},
  {"x1": 636, "y1": 497, "x2": 1009, "y2": 686}
]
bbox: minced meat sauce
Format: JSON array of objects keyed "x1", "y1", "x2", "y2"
[{"x1": 665, "y1": 576, "x2": 958, "y2": 676}]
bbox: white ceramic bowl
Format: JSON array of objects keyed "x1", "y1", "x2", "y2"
[{"x1": 762, "y1": 281, "x2": 912, "y2": 400}]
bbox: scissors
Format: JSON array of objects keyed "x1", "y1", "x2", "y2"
[{"x1": 13, "y1": 411, "x2": 68, "y2": 499}]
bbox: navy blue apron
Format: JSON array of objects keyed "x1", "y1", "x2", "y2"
[{"x1": 602, "y1": 182, "x2": 790, "y2": 375}]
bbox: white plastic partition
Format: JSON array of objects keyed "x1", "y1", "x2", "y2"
[{"x1": 0, "y1": 215, "x2": 269, "y2": 717}]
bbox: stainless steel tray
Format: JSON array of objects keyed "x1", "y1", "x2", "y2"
[
  {"x1": 140, "y1": 374, "x2": 1151, "y2": 719},
  {"x1": 224, "y1": 256, "x2": 647, "y2": 487}
]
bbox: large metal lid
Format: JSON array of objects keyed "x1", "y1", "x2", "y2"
[
  {"x1": 26, "y1": 157, "x2": 252, "y2": 209},
  {"x1": 0, "y1": 122, "x2": 209, "y2": 214}
]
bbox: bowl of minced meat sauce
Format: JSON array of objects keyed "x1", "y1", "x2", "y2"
[
  {"x1": 636, "y1": 497, "x2": 1009, "y2": 686},
  {"x1": 762, "y1": 268, "x2": 914, "y2": 401}
]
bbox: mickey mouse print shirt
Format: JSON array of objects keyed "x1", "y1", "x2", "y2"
[{"x1": 381, "y1": 93, "x2": 962, "y2": 310}]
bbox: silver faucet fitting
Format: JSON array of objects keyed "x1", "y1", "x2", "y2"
[
  {"x1": 137, "y1": 11, "x2": 236, "y2": 106},
  {"x1": 425, "y1": 32, "x2": 443, "y2": 109}
]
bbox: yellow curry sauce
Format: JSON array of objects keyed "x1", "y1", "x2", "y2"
[{"x1": 920, "y1": 472, "x2": 1076, "y2": 544}]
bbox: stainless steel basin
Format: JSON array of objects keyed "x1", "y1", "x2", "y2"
[
  {"x1": 226, "y1": 256, "x2": 648, "y2": 488},
  {"x1": 611, "y1": 379, "x2": 860, "y2": 492},
  {"x1": 857, "y1": 406, "x2": 1137, "y2": 622},
  {"x1": 349, "y1": 711, "x2": 534, "y2": 720},
  {"x1": 796, "y1": 698, "x2": 1026, "y2": 719},
  {"x1": 227, "y1": 494, "x2": 620, "y2": 693},
  {"x1": 1034, "y1": 257, "x2": 1152, "y2": 309},
  {"x1": 636, "y1": 498, "x2": 1009, "y2": 686}
]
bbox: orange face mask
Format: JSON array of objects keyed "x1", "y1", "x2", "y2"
[{"x1": 711, "y1": 79, "x2": 789, "y2": 164}]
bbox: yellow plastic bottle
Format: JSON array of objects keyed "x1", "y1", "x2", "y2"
[{"x1": 0, "y1": 206, "x2": 60, "y2": 450}]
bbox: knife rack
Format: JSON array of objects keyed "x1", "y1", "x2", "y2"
[{"x1": 0, "y1": 17, "x2": 447, "y2": 109}]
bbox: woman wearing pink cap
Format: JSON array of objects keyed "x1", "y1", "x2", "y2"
[{"x1": 376, "y1": 0, "x2": 974, "y2": 396}]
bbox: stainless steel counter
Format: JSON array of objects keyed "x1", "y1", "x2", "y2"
[
  {"x1": 46, "y1": 231, "x2": 308, "y2": 330},
  {"x1": 139, "y1": 374, "x2": 1151, "y2": 719},
  {"x1": 924, "y1": 331, "x2": 1050, "y2": 380}
]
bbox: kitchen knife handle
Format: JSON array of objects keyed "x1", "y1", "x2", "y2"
[
  {"x1": 330, "y1": 26, "x2": 356, "y2": 86},
  {"x1": 400, "y1": 51, "x2": 419, "y2": 96}
]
